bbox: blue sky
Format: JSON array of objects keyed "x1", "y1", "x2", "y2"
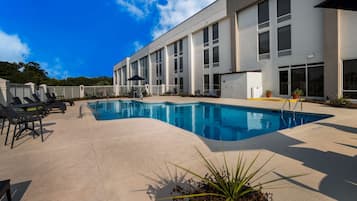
[{"x1": 0, "y1": 0, "x2": 214, "y2": 78}]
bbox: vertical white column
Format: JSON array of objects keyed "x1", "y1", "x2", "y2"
[
  {"x1": 148, "y1": 53, "x2": 153, "y2": 94},
  {"x1": 0, "y1": 78, "x2": 10, "y2": 105},
  {"x1": 79, "y1": 85, "x2": 85, "y2": 98},
  {"x1": 164, "y1": 45, "x2": 169, "y2": 92},
  {"x1": 187, "y1": 33, "x2": 195, "y2": 95},
  {"x1": 137, "y1": 59, "x2": 141, "y2": 86},
  {"x1": 126, "y1": 58, "x2": 130, "y2": 91},
  {"x1": 25, "y1": 82, "x2": 35, "y2": 94}
]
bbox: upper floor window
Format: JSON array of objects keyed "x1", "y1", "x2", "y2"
[
  {"x1": 259, "y1": 31, "x2": 270, "y2": 59},
  {"x1": 212, "y1": 23, "x2": 219, "y2": 44},
  {"x1": 203, "y1": 27, "x2": 209, "y2": 46},
  {"x1": 213, "y1": 46, "x2": 219, "y2": 66},
  {"x1": 174, "y1": 58, "x2": 178, "y2": 73},
  {"x1": 179, "y1": 39, "x2": 183, "y2": 55},
  {"x1": 278, "y1": 25, "x2": 291, "y2": 56},
  {"x1": 174, "y1": 43, "x2": 178, "y2": 56},
  {"x1": 258, "y1": 0, "x2": 269, "y2": 24},
  {"x1": 204, "y1": 49, "x2": 209, "y2": 68},
  {"x1": 179, "y1": 57, "x2": 183, "y2": 72},
  {"x1": 277, "y1": 0, "x2": 290, "y2": 17}
]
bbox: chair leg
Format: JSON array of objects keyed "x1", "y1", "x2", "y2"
[
  {"x1": 5, "y1": 123, "x2": 11, "y2": 146},
  {"x1": 11, "y1": 124, "x2": 18, "y2": 149},
  {"x1": 40, "y1": 119, "x2": 44, "y2": 142},
  {"x1": 6, "y1": 188, "x2": 12, "y2": 201},
  {"x1": 1, "y1": 118, "x2": 5, "y2": 135},
  {"x1": 32, "y1": 121, "x2": 35, "y2": 139}
]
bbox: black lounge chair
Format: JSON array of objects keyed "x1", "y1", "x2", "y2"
[
  {"x1": 32, "y1": 94, "x2": 66, "y2": 113},
  {"x1": 46, "y1": 92, "x2": 74, "y2": 106},
  {"x1": 0, "y1": 179, "x2": 12, "y2": 201},
  {"x1": 12, "y1": 97, "x2": 48, "y2": 116},
  {"x1": 0, "y1": 104, "x2": 44, "y2": 149},
  {"x1": 1, "y1": 106, "x2": 8, "y2": 136}
]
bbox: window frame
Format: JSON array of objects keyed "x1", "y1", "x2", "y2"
[
  {"x1": 203, "y1": 27, "x2": 209, "y2": 46},
  {"x1": 343, "y1": 59, "x2": 357, "y2": 99},
  {"x1": 204, "y1": 49, "x2": 209, "y2": 68},
  {"x1": 212, "y1": 22, "x2": 219, "y2": 44},
  {"x1": 258, "y1": 31, "x2": 270, "y2": 59},
  {"x1": 258, "y1": 0, "x2": 269, "y2": 25},
  {"x1": 277, "y1": 25, "x2": 292, "y2": 55},
  {"x1": 212, "y1": 46, "x2": 219, "y2": 66}
]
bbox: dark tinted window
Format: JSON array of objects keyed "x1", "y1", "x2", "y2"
[
  {"x1": 203, "y1": 27, "x2": 209, "y2": 44},
  {"x1": 179, "y1": 39, "x2": 183, "y2": 54},
  {"x1": 180, "y1": 77, "x2": 183, "y2": 89},
  {"x1": 278, "y1": 25, "x2": 291, "y2": 51},
  {"x1": 174, "y1": 58, "x2": 177, "y2": 72},
  {"x1": 308, "y1": 67, "x2": 324, "y2": 97},
  {"x1": 204, "y1": 74, "x2": 209, "y2": 91},
  {"x1": 277, "y1": 0, "x2": 290, "y2": 17},
  {"x1": 213, "y1": 74, "x2": 220, "y2": 89},
  {"x1": 204, "y1": 49, "x2": 209, "y2": 65},
  {"x1": 174, "y1": 43, "x2": 177, "y2": 55},
  {"x1": 213, "y1": 46, "x2": 219, "y2": 63},
  {"x1": 279, "y1": 70, "x2": 288, "y2": 95},
  {"x1": 212, "y1": 23, "x2": 219, "y2": 40},
  {"x1": 291, "y1": 68, "x2": 306, "y2": 95},
  {"x1": 258, "y1": 0, "x2": 269, "y2": 24},
  {"x1": 259, "y1": 31, "x2": 270, "y2": 54},
  {"x1": 343, "y1": 59, "x2": 357, "y2": 90},
  {"x1": 179, "y1": 57, "x2": 183, "y2": 72}
]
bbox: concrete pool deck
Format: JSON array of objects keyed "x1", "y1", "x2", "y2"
[{"x1": 0, "y1": 96, "x2": 356, "y2": 201}]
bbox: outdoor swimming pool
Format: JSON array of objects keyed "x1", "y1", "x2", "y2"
[{"x1": 88, "y1": 100, "x2": 331, "y2": 141}]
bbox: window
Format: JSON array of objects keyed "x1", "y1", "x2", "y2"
[
  {"x1": 343, "y1": 59, "x2": 357, "y2": 99},
  {"x1": 156, "y1": 64, "x2": 159, "y2": 77},
  {"x1": 291, "y1": 68, "x2": 306, "y2": 96},
  {"x1": 179, "y1": 39, "x2": 183, "y2": 55},
  {"x1": 179, "y1": 57, "x2": 183, "y2": 72},
  {"x1": 175, "y1": 77, "x2": 178, "y2": 85},
  {"x1": 179, "y1": 77, "x2": 183, "y2": 90},
  {"x1": 174, "y1": 58, "x2": 178, "y2": 73},
  {"x1": 174, "y1": 43, "x2": 178, "y2": 56},
  {"x1": 159, "y1": 63, "x2": 162, "y2": 76},
  {"x1": 277, "y1": 0, "x2": 290, "y2": 17},
  {"x1": 258, "y1": 0, "x2": 269, "y2": 24},
  {"x1": 213, "y1": 74, "x2": 220, "y2": 90},
  {"x1": 278, "y1": 25, "x2": 291, "y2": 54},
  {"x1": 279, "y1": 71, "x2": 288, "y2": 95},
  {"x1": 156, "y1": 80, "x2": 159, "y2": 85},
  {"x1": 213, "y1": 46, "x2": 219, "y2": 64},
  {"x1": 308, "y1": 67, "x2": 324, "y2": 97},
  {"x1": 259, "y1": 31, "x2": 270, "y2": 57},
  {"x1": 204, "y1": 49, "x2": 209, "y2": 67},
  {"x1": 204, "y1": 74, "x2": 209, "y2": 92},
  {"x1": 203, "y1": 27, "x2": 209, "y2": 46},
  {"x1": 212, "y1": 22, "x2": 219, "y2": 43}
]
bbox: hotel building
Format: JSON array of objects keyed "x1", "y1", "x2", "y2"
[{"x1": 113, "y1": 0, "x2": 357, "y2": 100}]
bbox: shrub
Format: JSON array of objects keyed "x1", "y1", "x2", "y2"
[
  {"x1": 161, "y1": 148, "x2": 305, "y2": 201},
  {"x1": 330, "y1": 97, "x2": 351, "y2": 107}
]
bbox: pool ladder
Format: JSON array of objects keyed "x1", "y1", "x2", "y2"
[{"x1": 281, "y1": 98, "x2": 303, "y2": 123}]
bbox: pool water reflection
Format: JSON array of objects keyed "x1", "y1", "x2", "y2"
[{"x1": 88, "y1": 100, "x2": 331, "y2": 141}]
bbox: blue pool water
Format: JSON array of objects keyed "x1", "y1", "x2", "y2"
[{"x1": 88, "y1": 100, "x2": 331, "y2": 141}]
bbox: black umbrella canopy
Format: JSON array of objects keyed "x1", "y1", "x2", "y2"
[
  {"x1": 128, "y1": 75, "x2": 145, "y2": 81},
  {"x1": 315, "y1": 0, "x2": 357, "y2": 11}
]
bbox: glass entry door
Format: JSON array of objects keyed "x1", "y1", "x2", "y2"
[
  {"x1": 291, "y1": 68, "x2": 306, "y2": 95},
  {"x1": 279, "y1": 70, "x2": 289, "y2": 95}
]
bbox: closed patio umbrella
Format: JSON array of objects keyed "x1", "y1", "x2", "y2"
[{"x1": 128, "y1": 75, "x2": 145, "y2": 81}]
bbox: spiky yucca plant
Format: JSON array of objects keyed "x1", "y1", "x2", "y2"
[{"x1": 161, "y1": 148, "x2": 305, "y2": 201}]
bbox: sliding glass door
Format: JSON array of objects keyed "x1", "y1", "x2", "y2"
[
  {"x1": 279, "y1": 70, "x2": 288, "y2": 95},
  {"x1": 308, "y1": 67, "x2": 324, "y2": 97},
  {"x1": 291, "y1": 68, "x2": 306, "y2": 95},
  {"x1": 343, "y1": 59, "x2": 357, "y2": 99}
]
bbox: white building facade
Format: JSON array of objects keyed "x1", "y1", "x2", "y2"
[{"x1": 114, "y1": 0, "x2": 357, "y2": 100}]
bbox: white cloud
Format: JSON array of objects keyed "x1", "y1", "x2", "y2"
[
  {"x1": 115, "y1": 0, "x2": 215, "y2": 39},
  {"x1": 133, "y1": 41, "x2": 144, "y2": 51},
  {"x1": 40, "y1": 58, "x2": 70, "y2": 79},
  {"x1": 115, "y1": 0, "x2": 156, "y2": 19},
  {"x1": 152, "y1": 0, "x2": 216, "y2": 39},
  {"x1": 0, "y1": 29, "x2": 30, "y2": 62}
]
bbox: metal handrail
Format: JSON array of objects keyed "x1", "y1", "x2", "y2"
[
  {"x1": 281, "y1": 98, "x2": 291, "y2": 115},
  {"x1": 292, "y1": 98, "x2": 303, "y2": 120}
]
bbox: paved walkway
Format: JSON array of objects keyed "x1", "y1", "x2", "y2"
[{"x1": 0, "y1": 97, "x2": 356, "y2": 201}]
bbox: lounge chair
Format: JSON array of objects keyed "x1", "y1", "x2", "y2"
[
  {"x1": 46, "y1": 92, "x2": 74, "y2": 106},
  {"x1": 12, "y1": 97, "x2": 48, "y2": 116},
  {"x1": 32, "y1": 94, "x2": 66, "y2": 113},
  {"x1": 0, "y1": 104, "x2": 44, "y2": 149},
  {"x1": 0, "y1": 179, "x2": 12, "y2": 201}
]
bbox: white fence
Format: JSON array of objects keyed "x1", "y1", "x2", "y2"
[
  {"x1": 8, "y1": 83, "x2": 33, "y2": 103},
  {"x1": 47, "y1": 86, "x2": 81, "y2": 99},
  {"x1": 83, "y1": 86, "x2": 115, "y2": 98}
]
